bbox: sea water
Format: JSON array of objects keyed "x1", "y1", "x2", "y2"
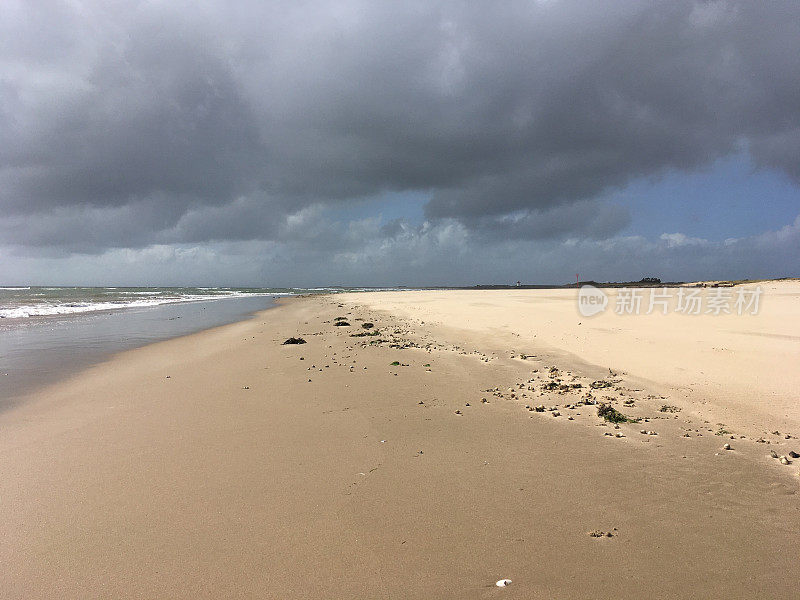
[{"x1": 0, "y1": 286, "x2": 346, "y2": 409}]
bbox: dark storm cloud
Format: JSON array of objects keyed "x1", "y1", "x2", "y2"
[
  {"x1": 1, "y1": 0, "x2": 799, "y2": 252},
  {"x1": 1, "y1": 4, "x2": 261, "y2": 214},
  {"x1": 469, "y1": 200, "x2": 632, "y2": 241}
]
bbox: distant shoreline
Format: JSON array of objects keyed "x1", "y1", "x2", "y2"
[{"x1": 462, "y1": 276, "x2": 799, "y2": 289}]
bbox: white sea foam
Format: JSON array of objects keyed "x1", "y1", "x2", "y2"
[
  {"x1": 116, "y1": 291, "x2": 165, "y2": 295},
  {"x1": 1, "y1": 299, "x2": 167, "y2": 319},
  {"x1": 0, "y1": 291, "x2": 277, "y2": 320},
  {"x1": 0, "y1": 287, "x2": 388, "y2": 321}
]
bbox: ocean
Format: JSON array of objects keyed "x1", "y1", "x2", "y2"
[
  {"x1": 0, "y1": 286, "x2": 300, "y2": 320},
  {"x1": 0, "y1": 286, "x2": 384, "y2": 409}
]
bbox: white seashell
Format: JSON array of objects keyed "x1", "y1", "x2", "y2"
[{"x1": 496, "y1": 579, "x2": 512, "y2": 587}]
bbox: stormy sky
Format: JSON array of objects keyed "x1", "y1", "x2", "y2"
[{"x1": 1, "y1": 0, "x2": 798, "y2": 286}]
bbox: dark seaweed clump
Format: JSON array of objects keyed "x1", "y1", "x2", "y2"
[{"x1": 597, "y1": 403, "x2": 630, "y2": 423}]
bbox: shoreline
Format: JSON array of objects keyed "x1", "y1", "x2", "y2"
[
  {"x1": 0, "y1": 295, "x2": 279, "y2": 410},
  {"x1": 2, "y1": 290, "x2": 798, "y2": 598}
]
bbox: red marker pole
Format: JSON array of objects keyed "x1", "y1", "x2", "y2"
[{"x1": 576, "y1": 274, "x2": 580, "y2": 287}]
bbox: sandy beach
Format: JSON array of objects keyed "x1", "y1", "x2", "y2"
[{"x1": 2, "y1": 286, "x2": 799, "y2": 599}]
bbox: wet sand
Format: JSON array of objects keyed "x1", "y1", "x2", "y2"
[
  {"x1": 0, "y1": 295, "x2": 276, "y2": 409},
  {"x1": 2, "y1": 289, "x2": 799, "y2": 599}
]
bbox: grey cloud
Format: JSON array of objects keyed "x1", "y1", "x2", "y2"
[
  {"x1": 0, "y1": 195, "x2": 190, "y2": 254},
  {"x1": 307, "y1": 214, "x2": 800, "y2": 287},
  {"x1": 1, "y1": 0, "x2": 799, "y2": 257},
  {"x1": 469, "y1": 201, "x2": 631, "y2": 241},
  {"x1": 750, "y1": 129, "x2": 800, "y2": 182},
  {"x1": 2, "y1": 2, "x2": 262, "y2": 214},
  {"x1": 3, "y1": 213, "x2": 797, "y2": 287}
]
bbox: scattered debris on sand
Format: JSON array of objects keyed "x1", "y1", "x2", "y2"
[
  {"x1": 590, "y1": 380, "x2": 612, "y2": 389},
  {"x1": 588, "y1": 530, "x2": 614, "y2": 538},
  {"x1": 327, "y1": 297, "x2": 800, "y2": 488}
]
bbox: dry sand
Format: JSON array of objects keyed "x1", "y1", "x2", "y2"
[
  {"x1": 2, "y1": 287, "x2": 799, "y2": 599},
  {"x1": 339, "y1": 280, "x2": 800, "y2": 437}
]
